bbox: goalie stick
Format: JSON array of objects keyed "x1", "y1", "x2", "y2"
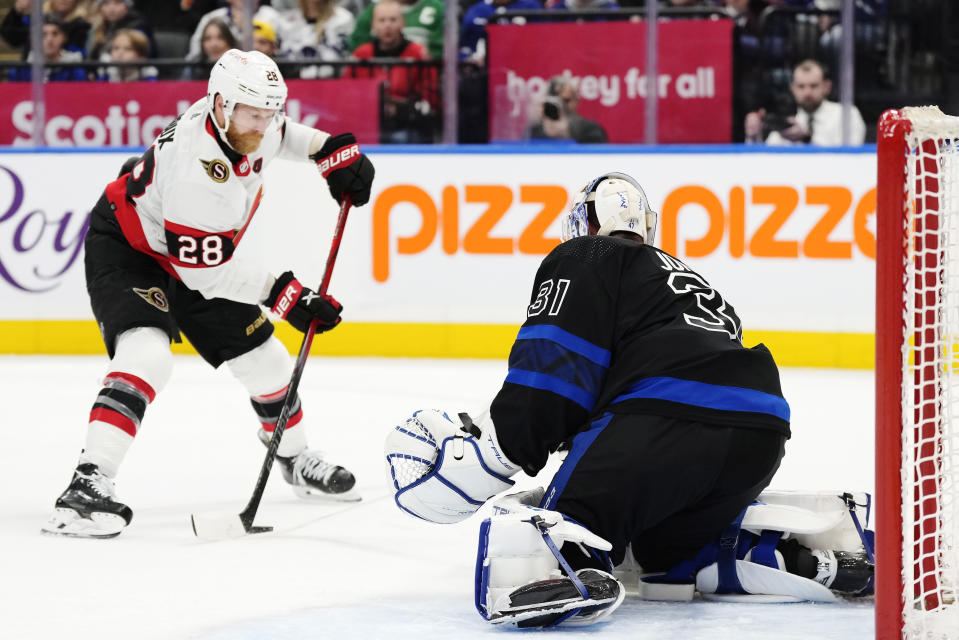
[{"x1": 191, "y1": 198, "x2": 353, "y2": 540}]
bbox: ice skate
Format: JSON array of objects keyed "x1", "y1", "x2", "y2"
[
  {"x1": 258, "y1": 430, "x2": 361, "y2": 502},
  {"x1": 41, "y1": 463, "x2": 133, "y2": 538},
  {"x1": 812, "y1": 548, "x2": 874, "y2": 596},
  {"x1": 489, "y1": 568, "x2": 625, "y2": 628}
]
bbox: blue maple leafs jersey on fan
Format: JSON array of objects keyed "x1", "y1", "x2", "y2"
[
  {"x1": 490, "y1": 234, "x2": 791, "y2": 476},
  {"x1": 102, "y1": 98, "x2": 328, "y2": 304}
]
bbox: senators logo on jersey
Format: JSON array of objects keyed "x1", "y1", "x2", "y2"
[
  {"x1": 133, "y1": 286, "x2": 170, "y2": 312},
  {"x1": 200, "y1": 159, "x2": 230, "y2": 183}
]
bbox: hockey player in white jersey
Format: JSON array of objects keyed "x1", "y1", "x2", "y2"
[{"x1": 42, "y1": 49, "x2": 375, "y2": 539}]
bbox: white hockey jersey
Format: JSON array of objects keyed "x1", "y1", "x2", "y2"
[{"x1": 103, "y1": 98, "x2": 327, "y2": 305}]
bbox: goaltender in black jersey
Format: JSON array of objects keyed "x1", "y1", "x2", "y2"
[{"x1": 385, "y1": 172, "x2": 873, "y2": 628}]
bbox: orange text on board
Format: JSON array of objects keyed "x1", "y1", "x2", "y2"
[
  {"x1": 661, "y1": 185, "x2": 876, "y2": 259},
  {"x1": 373, "y1": 184, "x2": 567, "y2": 282},
  {"x1": 372, "y1": 184, "x2": 878, "y2": 282}
]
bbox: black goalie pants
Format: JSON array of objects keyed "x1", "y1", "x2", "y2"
[
  {"x1": 84, "y1": 192, "x2": 274, "y2": 367},
  {"x1": 543, "y1": 411, "x2": 786, "y2": 573}
]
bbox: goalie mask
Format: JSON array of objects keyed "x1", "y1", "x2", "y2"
[
  {"x1": 562, "y1": 172, "x2": 657, "y2": 244},
  {"x1": 207, "y1": 49, "x2": 287, "y2": 135}
]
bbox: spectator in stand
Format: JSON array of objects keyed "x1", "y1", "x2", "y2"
[
  {"x1": 2, "y1": 0, "x2": 92, "y2": 59},
  {"x1": 527, "y1": 75, "x2": 608, "y2": 144},
  {"x1": 253, "y1": 18, "x2": 279, "y2": 58},
  {"x1": 744, "y1": 58, "x2": 865, "y2": 146},
  {"x1": 86, "y1": 0, "x2": 155, "y2": 61},
  {"x1": 97, "y1": 28, "x2": 157, "y2": 81},
  {"x1": 186, "y1": 0, "x2": 287, "y2": 62},
  {"x1": 459, "y1": 0, "x2": 542, "y2": 63},
  {"x1": 281, "y1": 0, "x2": 355, "y2": 79},
  {"x1": 250, "y1": 17, "x2": 299, "y2": 78},
  {"x1": 8, "y1": 14, "x2": 87, "y2": 81},
  {"x1": 181, "y1": 17, "x2": 237, "y2": 79},
  {"x1": 348, "y1": 0, "x2": 436, "y2": 143},
  {"x1": 349, "y1": 0, "x2": 444, "y2": 60}
]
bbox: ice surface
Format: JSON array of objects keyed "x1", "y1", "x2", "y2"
[{"x1": 1, "y1": 356, "x2": 875, "y2": 639}]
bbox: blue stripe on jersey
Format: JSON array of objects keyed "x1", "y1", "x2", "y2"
[
  {"x1": 540, "y1": 413, "x2": 614, "y2": 511},
  {"x1": 612, "y1": 377, "x2": 791, "y2": 422},
  {"x1": 505, "y1": 369, "x2": 596, "y2": 410},
  {"x1": 515, "y1": 325, "x2": 611, "y2": 367}
]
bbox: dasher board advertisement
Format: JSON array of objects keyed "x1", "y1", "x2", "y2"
[{"x1": 0, "y1": 147, "x2": 875, "y2": 365}]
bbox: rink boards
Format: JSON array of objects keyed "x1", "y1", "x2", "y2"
[{"x1": 0, "y1": 145, "x2": 876, "y2": 367}]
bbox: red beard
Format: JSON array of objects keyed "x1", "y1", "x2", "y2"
[{"x1": 225, "y1": 127, "x2": 264, "y2": 155}]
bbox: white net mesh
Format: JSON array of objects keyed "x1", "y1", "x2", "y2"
[
  {"x1": 384, "y1": 418, "x2": 437, "y2": 490},
  {"x1": 900, "y1": 106, "x2": 959, "y2": 639}
]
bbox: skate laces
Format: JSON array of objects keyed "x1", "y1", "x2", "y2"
[
  {"x1": 292, "y1": 450, "x2": 339, "y2": 485},
  {"x1": 76, "y1": 467, "x2": 116, "y2": 500}
]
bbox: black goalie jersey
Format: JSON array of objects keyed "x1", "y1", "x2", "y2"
[{"x1": 490, "y1": 235, "x2": 790, "y2": 476}]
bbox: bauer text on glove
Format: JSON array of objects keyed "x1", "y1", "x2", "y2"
[
  {"x1": 310, "y1": 133, "x2": 374, "y2": 206},
  {"x1": 266, "y1": 271, "x2": 342, "y2": 333}
]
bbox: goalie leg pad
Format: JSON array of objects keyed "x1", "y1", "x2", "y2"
[
  {"x1": 475, "y1": 505, "x2": 623, "y2": 628},
  {"x1": 692, "y1": 491, "x2": 874, "y2": 602}
]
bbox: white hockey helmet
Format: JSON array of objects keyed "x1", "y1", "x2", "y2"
[
  {"x1": 207, "y1": 49, "x2": 287, "y2": 126},
  {"x1": 562, "y1": 172, "x2": 658, "y2": 244}
]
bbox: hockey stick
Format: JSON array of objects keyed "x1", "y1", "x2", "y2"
[{"x1": 191, "y1": 198, "x2": 353, "y2": 539}]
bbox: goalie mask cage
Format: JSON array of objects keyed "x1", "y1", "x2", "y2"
[{"x1": 877, "y1": 106, "x2": 959, "y2": 640}]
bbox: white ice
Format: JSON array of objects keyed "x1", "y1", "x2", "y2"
[{"x1": 1, "y1": 356, "x2": 875, "y2": 639}]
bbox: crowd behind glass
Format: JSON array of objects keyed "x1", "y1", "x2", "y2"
[{"x1": 0, "y1": 0, "x2": 954, "y2": 145}]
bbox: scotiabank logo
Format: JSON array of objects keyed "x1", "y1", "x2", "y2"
[
  {"x1": 11, "y1": 99, "x2": 192, "y2": 147},
  {"x1": 660, "y1": 185, "x2": 877, "y2": 259},
  {"x1": 372, "y1": 184, "x2": 567, "y2": 282},
  {"x1": 7, "y1": 98, "x2": 321, "y2": 146},
  {"x1": 372, "y1": 182, "x2": 878, "y2": 283}
]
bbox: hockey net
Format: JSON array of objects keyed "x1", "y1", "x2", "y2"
[{"x1": 877, "y1": 106, "x2": 959, "y2": 640}]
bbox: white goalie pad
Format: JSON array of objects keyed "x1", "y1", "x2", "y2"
[
  {"x1": 695, "y1": 490, "x2": 872, "y2": 603},
  {"x1": 745, "y1": 490, "x2": 871, "y2": 552},
  {"x1": 631, "y1": 490, "x2": 873, "y2": 604},
  {"x1": 696, "y1": 559, "x2": 836, "y2": 603},
  {"x1": 475, "y1": 504, "x2": 622, "y2": 627}
]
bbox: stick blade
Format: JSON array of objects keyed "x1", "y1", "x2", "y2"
[{"x1": 191, "y1": 512, "x2": 262, "y2": 540}]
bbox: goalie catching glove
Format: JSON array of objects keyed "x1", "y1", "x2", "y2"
[
  {"x1": 265, "y1": 271, "x2": 342, "y2": 334},
  {"x1": 310, "y1": 133, "x2": 374, "y2": 206},
  {"x1": 384, "y1": 409, "x2": 520, "y2": 523}
]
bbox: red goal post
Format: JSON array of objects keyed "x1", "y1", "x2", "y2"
[{"x1": 876, "y1": 106, "x2": 959, "y2": 640}]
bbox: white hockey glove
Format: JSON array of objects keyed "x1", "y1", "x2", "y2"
[
  {"x1": 384, "y1": 409, "x2": 520, "y2": 523},
  {"x1": 476, "y1": 503, "x2": 623, "y2": 627}
]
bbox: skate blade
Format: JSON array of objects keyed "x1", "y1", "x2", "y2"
[
  {"x1": 41, "y1": 507, "x2": 126, "y2": 539},
  {"x1": 292, "y1": 485, "x2": 363, "y2": 502}
]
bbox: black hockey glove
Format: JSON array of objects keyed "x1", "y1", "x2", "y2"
[
  {"x1": 266, "y1": 271, "x2": 342, "y2": 334},
  {"x1": 310, "y1": 133, "x2": 375, "y2": 207}
]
